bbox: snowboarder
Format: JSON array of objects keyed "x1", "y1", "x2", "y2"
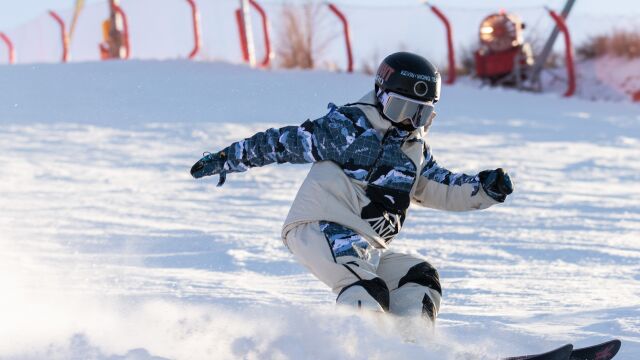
[{"x1": 190, "y1": 52, "x2": 513, "y2": 328}]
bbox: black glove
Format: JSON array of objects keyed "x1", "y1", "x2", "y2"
[
  {"x1": 190, "y1": 151, "x2": 227, "y2": 185},
  {"x1": 478, "y1": 168, "x2": 513, "y2": 202}
]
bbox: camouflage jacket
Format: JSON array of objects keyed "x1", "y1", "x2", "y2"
[{"x1": 218, "y1": 92, "x2": 497, "y2": 248}]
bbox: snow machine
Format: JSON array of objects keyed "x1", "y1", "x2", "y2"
[
  {"x1": 473, "y1": 12, "x2": 534, "y2": 87},
  {"x1": 472, "y1": 0, "x2": 577, "y2": 96}
]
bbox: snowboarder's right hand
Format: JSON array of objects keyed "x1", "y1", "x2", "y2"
[{"x1": 190, "y1": 151, "x2": 227, "y2": 179}]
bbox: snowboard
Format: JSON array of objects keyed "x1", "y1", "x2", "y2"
[
  {"x1": 504, "y1": 339, "x2": 621, "y2": 360},
  {"x1": 504, "y1": 344, "x2": 573, "y2": 360},
  {"x1": 570, "y1": 339, "x2": 621, "y2": 360}
]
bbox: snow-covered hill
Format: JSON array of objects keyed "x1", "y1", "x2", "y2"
[{"x1": 0, "y1": 60, "x2": 639, "y2": 359}]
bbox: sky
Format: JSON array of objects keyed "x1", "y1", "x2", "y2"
[{"x1": 0, "y1": 0, "x2": 638, "y2": 30}]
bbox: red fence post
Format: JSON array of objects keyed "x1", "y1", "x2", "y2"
[
  {"x1": 48, "y1": 10, "x2": 70, "y2": 63},
  {"x1": 248, "y1": 0, "x2": 272, "y2": 67},
  {"x1": 327, "y1": 3, "x2": 353, "y2": 73},
  {"x1": 0, "y1": 32, "x2": 15, "y2": 64},
  {"x1": 547, "y1": 9, "x2": 576, "y2": 97},
  {"x1": 235, "y1": 9, "x2": 250, "y2": 62},
  {"x1": 111, "y1": 2, "x2": 130, "y2": 59},
  {"x1": 428, "y1": 5, "x2": 456, "y2": 84},
  {"x1": 186, "y1": 0, "x2": 201, "y2": 59}
]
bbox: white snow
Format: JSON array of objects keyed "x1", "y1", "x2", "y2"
[
  {"x1": 537, "y1": 56, "x2": 640, "y2": 102},
  {"x1": 0, "y1": 60, "x2": 639, "y2": 359}
]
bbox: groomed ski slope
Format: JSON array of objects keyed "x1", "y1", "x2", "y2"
[{"x1": 0, "y1": 60, "x2": 639, "y2": 360}]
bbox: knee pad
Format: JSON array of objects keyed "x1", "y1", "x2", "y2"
[
  {"x1": 398, "y1": 261, "x2": 441, "y2": 296},
  {"x1": 336, "y1": 277, "x2": 389, "y2": 312},
  {"x1": 391, "y1": 262, "x2": 442, "y2": 322},
  {"x1": 389, "y1": 283, "x2": 441, "y2": 322}
]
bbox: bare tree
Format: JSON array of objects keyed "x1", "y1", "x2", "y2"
[
  {"x1": 457, "y1": 42, "x2": 477, "y2": 76},
  {"x1": 576, "y1": 29, "x2": 640, "y2": 60},
  {"x1": 360, "y1": 49, "x2": 382, "y2": 75},
  {"x1": 277, "y1": 2, "x2": 337, "y2": 69}
]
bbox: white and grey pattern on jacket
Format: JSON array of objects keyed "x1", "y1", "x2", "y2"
[
  {"x1": 421, "y1": 145, "x2": 481, "y2": 196},
  {"x1": 366, "y1": 128, "x2": 417, "y2": 193},
  {"x1": 222, "y1": 104, "x2": 371, "y2": 172},
  {"x1": 222, "y1": 104, "x2": 419, "y2": 195},
  {"x1": 319, "y1": 221, "x2": 372, "y2": 260},
  {"x1": 218, "y1": 103, "x2": 422, "y2": 243}
]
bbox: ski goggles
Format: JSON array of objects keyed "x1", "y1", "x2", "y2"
[{"x1": 378, "y1": 91, "x2": 435, "y2": 128}]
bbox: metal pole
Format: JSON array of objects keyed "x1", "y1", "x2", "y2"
[
  {"x1": 235, "y1": 9, "x2": 250, "y2": 62},
  {"x1": 49, "y1": 10, "x2": 70, "y2": 63},
  {"x1": 327, "y1": 3, "x2": 354, "y2": 73},
  {"x1": 111, "y1": 1, "x2": 130, "y2": 59},
  {"x1": 428, "y1": 5, "x2": 456, "y2": 84},
  {"x1": 547, "y1": 9, "x2": 576, "y2": 97},
  {"x1": 529, "y1": 0, "x2": 576, "y2": 88},
  {"x1": 186, "y1": 0, "x2": 202, "y2": 59},
  {"x1": 249, "y1": 0, "x2": 273, "y2": 67},
  {"x1": 0, "y1": 32, "x2": 15, "y2": 64},
  {"x1": 240, "y1": 0, "x2": 256, "y2": 67},
  {"x1": 106, "y1": 0, "x2": 129, "y2": 59}
]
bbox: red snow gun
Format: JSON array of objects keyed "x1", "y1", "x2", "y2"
[
  {"x1": 474, "y1": 12, "x2": 533, "y2": 87},
  {"x1": 473, "y1": 0, "x2": 577, "y2": 97}
]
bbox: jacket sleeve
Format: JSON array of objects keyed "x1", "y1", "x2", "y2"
[
  {"x1": 220, "y1": 105, "x2": 360, "y2": 174},
  {"x1": 412, "y1": 145, "x2": 498, "y2": 211}
]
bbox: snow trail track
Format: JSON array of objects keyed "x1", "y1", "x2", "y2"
[{"x1": 0, "y1": 61, "x2": 639, "y2": 359}]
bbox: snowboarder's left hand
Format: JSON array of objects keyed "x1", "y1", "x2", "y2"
[
  {"x1": 190, "y1": 151, "x2": 227, "y2": 179},
  {"x1": 478, "y1": 168, "x2": 513, "y2": 202}
]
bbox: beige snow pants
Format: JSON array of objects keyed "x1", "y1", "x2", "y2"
[{"x1": 284, "y1": 222, "x2": 442, "y2": 321}]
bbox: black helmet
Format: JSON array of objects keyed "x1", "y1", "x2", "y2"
[{"x1": 375, "y1": 52, "x2": 441, "y2": 103}]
